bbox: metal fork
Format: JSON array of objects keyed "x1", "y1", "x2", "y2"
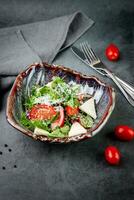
[{"x1": 80, "y1": 41, "x2": 134, "y2": 106}]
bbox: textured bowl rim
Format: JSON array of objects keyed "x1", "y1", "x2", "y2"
[{"x1": 6, "y1": 62, "x2": 115, "y2": 143}]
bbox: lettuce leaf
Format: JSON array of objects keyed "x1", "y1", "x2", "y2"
[
  {"x1": 48, "y1": 125, "x2": 70, "y2": 138},
  {"x1": 20, "y1": 112, "x2": 34, "y2": 130}
]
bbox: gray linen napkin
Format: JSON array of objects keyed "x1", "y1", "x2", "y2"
[{"x1": 0, "y1": 11, "x2": 94, "y2": 76}]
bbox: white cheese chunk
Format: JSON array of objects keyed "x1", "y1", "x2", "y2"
[
  {"x1": 34, "y1": 127, "x2": 49, "y2": 136},
  {"x1": 79, "y1": 97, "x2": 97, "y2": 119},
  {"x1": 46, "y1": 81, "x2": 53, "y2": 87},
  {"x1": 68, "y1": 122, "x2": 87, "y2": 137}
]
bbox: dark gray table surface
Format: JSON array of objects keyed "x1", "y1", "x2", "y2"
[{"x1": 0, "y1": 0, "x2": 134, "y2": 200}]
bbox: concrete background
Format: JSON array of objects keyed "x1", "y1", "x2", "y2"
[{"x1": 0, "y1": 0, "x2": 134, "y2": 200}]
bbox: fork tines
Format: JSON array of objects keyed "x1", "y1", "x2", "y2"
[{"x1": 80, "y1": 41, "x2": 100, "y2": 65}]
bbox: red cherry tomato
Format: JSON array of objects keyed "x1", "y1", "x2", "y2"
[
  {"x1": 29, "y1": 104, "x2": 57, "y2": 120},
  {"x1": 104, "y1": 146, "x2": 121, "y2": 165},
  {"x1": 105, "y1": 43, "x2": 120, "y2": 61},
  {"x1": 65, "y1": 106, "x2": 79, "y2": 116},
  {"x1": 51, "y1": 107, "x2": 64, "y2": 130},
  {"x1": 115, "y1": 125, "x2": 134, "y2": 141}
]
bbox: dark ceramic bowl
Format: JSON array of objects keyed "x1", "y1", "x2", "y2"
[{"x1": 6, "y1": 62, "x2": 115, "y2": 143}]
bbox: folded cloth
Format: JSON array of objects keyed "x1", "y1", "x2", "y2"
[{"x1": 0, "y1": 11, "x2": 94, "y2": 76}]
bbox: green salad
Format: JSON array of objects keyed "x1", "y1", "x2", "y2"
[{"x1": 20, "y1": 76, "x2": 97, "y2": 138}]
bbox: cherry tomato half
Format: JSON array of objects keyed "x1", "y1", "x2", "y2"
[
  {"x1": 105, "y1": 43, "x2": 120, "y2": 61},
  {"x1": 29, "y1": 104, "x2": 57, "y2": 120},
  {"x1": 65, "y1": 106, "x2": 79, "y2": 116},
  {"x1": 115, "y1": 125, "x2": 134, "y2": 141},
  {"x1": 51, "y1": 107, "x2": 64, "y2": 130},
  {"x1": 104, "y1": 146, "x2": 121, "y2": 165}
]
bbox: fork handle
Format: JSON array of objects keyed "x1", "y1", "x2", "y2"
[
  {"x1": 104, "y1": 69, "x2": 134, "y2": 107},
  {"x1": 97, "y1": 67, "x2": 134, "y2": 98},
  {"x1": 114, "y1": 76, "x2": 134, "y2": 101},
  {"x1": 114, "y1": 76, "x2": 134, "y2": 93}
]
